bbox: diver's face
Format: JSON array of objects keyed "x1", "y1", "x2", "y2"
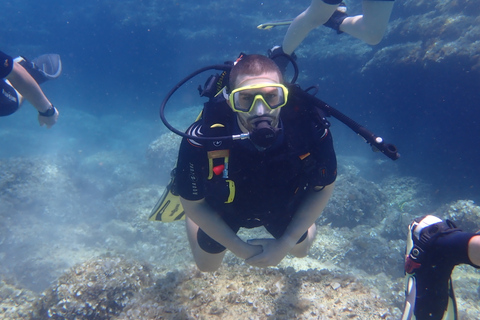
[{"x1": 229, "y1": 72, "x2": 282, "y2": 133}]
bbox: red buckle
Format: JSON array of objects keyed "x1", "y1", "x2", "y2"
[
  {"x1": 405, "y1": 256, "x2": 421, "y2": 274},
  {"x1": 213, "y1": 164, "x2": 225, "y2": 176}
]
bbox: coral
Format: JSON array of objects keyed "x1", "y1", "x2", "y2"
[{"x1": 34, "y1": 256, "x2": 153, "y2": 320}]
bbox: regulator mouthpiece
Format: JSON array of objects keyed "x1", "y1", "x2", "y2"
[{"x1": 249, "y1": 119, "x2": 278, "y2": 149}]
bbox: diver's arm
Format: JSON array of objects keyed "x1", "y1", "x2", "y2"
[
  {"x1": 7, "y1": 62, "x2": 52, "y2": 113},
  {"x1": 282, "y1": 182, "x2": 335, "y2": 246},
  {"x1": 247, "y1": 183, "x2": 335, "y2": 267},
  {"x1": 7, "y1": 62, "x2": 58, "y2": 128},
  {"x1": 180, "y1": 198, "x2": 262, "y2": 259}
]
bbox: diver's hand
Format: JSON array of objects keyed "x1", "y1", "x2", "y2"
[
  {"x1": 233, "y1": 241, "x2": 263, "y2": 261},
  {"x1": 245, "y1": 238, "x2": 293, "y2": 268},
  {"x1": 38, "y1": 106, "x2": 59, "y2": 128}
]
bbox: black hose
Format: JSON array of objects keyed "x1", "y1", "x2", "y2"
[
  {"x1": 159, "y1": 64, "x2": 235, "y2": 142},
  {"x1": 159, "y1": 61, "x2": 399, "y2": 160},
  {"x1": 290, "y1": 85, "x2": 400, "y2": 160}
]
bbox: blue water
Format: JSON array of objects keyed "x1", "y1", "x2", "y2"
[
  {"x1": 1, "y1": 0, "x2": 479, "y2": 299},
  {"x1": 2, "y1": 0, "x2": 478, "y2": 202}
]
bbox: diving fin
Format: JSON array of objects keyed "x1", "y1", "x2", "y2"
[
  {"x1": 401, "y1": 275, "x2": 416, "y2": 320},
  {"x1": 257, "y1": 19, "x2": 293, "y2": 30},
  {"x1": 401, "y1": 275, "x2": 458, "y2": 320},
  {"x1": 445, "y1": 278, "x2": 458, "y2": 320},
  {"x1": 148, "y1": 169, "x2": 185, "y2": 222},
  {"x1": 16, "y1": 54, "x2": 62, "y2": 84}
]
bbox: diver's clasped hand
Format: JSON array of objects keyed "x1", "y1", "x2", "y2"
[{"x1": 245, "y1": 238, "x2": 292, "y2": 268}]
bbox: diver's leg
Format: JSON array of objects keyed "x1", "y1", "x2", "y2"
[
  {"x1": 289, "y1": 224, "x2": 316, "y2": 258},
  {"x1": 185, "y1": 217, "x2": 226, "y2": 272},
  {"x1": 282, "y1": 0, "x2": 340, "y2": 54},
  {"x1": 339, "y1": 0, "x2": 394, "y2": 45}
]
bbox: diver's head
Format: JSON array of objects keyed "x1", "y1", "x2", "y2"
[{"x1": 225, "y1": 55, "x2": 288, "y2": 148}]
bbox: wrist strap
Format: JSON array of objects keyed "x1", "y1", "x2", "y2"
[{"x1": 38, "y1": 105, "x2": 56, "y2": 117}]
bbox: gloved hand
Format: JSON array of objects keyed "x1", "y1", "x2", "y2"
[{"x1": 38, "y1": 105, "x2": 59, "y2": 128}]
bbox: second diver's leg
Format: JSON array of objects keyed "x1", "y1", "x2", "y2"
[
  {"x1": 282, "y1": 0, "x2": 340, "y2": 54},
  {"x1": 185, "y1": 217, "x2": 226, "y2": 272},
  {"x1": 289, "y1": 224, "x2": 317, "y2": 258},
  {"x1": 339, "y1": 0, "x2": 394, "y2": 45}
]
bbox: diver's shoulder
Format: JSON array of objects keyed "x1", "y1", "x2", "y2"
[{"x1": 184, "y1": 121, "x2": 205, "y2": 147}]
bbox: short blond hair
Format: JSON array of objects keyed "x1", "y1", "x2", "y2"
[{"x1": 229, "y1": 54, "x2": 283, "y2": 90}]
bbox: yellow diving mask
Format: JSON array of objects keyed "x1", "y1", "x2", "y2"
[{"x1": 223, "y1": 83, "x2": 289, "y2": 113}]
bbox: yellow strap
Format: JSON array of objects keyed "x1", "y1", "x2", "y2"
[
  {"x1": 207, "y1": 158, "x2": 214, "y2": 179},
  {"x1": 208, "y1": 149, "x2": 230, "y2": 159},
  {"x1": 225, "y1": 179, "x2": 235, "y2": 203},
  {"x1": 299, "y1": 152, "x2": 310, "y2": 160},
  {"x1": 207, "y1": 150, "x2": 230, "y2": 179}
]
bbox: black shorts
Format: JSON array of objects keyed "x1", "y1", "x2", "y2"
[
  {"x1": 197, "y1": 211, "x2": 309, "y2": 254},
  {"x1": 0, "y1": 51, "x2": 13, "y2": 79},
  {"x1": 0, "y1": 51, "x2": 20, "y2": 116},
  {"x1": 0, "y1": 80, "x2": 20, "y2": 117}
]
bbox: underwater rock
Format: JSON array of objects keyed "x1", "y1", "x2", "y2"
[
  {"x1": 145, "y1": 132, "x2": 182, "y2": 179},
  {"x1": 441, "y1": 199, "x2": 480, "y2": 233},
  {"x1": 345, "y1": 226, "x2": 405, "y2": 277},
  {"x1": 117, "y1": 265, "x2": 397, "y2": 320},
  {"x1": 35, "y1": 256, "x2": 153, "y2": 320},
  {"x1": 320, "y1": 173, "x2": 388, "y2": 228},
  {"x1": 0, "y1": 280, "x2": 37, "y2": 319},
  {"x1": 0, "y1": 156, "x2": 77, "y2": 212},
  {"x1": 379, "y1": 176, "x2": 435, "y2": 240},
  {"x1": 74, "y1": 151, "x2": 143, "y2": 198},
  {"x1": 362, "y1": 0, "x2": 480, "y2": 73}
]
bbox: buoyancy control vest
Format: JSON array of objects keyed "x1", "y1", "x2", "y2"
[{"x1": 194, "y1": 85, "x2": 335, "y2": 209}]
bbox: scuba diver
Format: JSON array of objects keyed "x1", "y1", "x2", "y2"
[
  {"x1": 176, "y1": 54, "x2": 337, "y2": 271},
  {"x1": 152, "y1": 52, "x2": 398, "y2": 272},
  {"x1": 153, "y1": 50, "x2": 478, "y2": 317},
  {"x1": 402, "y1": 215, "x2": 480, "y2": 320},
  {"x1": 1, "y1": 50, "x2": 62, "y2": 128}
]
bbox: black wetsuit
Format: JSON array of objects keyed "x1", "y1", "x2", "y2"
[
  {"x1": 0, "y1": 51, "x2": 20, "y2": 117},
  {"x1": 176, "y1": 98, "x2": 337, "y2": 253}
]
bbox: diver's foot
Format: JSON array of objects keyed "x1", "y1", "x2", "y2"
[
  {"x1": 323, "y1": 2, "x2": 348, "y2": 34},
  {"x1": 267, "y1": 45, "x2": 296, "y2": 75},
  {"x1": 15, "y1": 54, "x2": 62, "y2": 84}
]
